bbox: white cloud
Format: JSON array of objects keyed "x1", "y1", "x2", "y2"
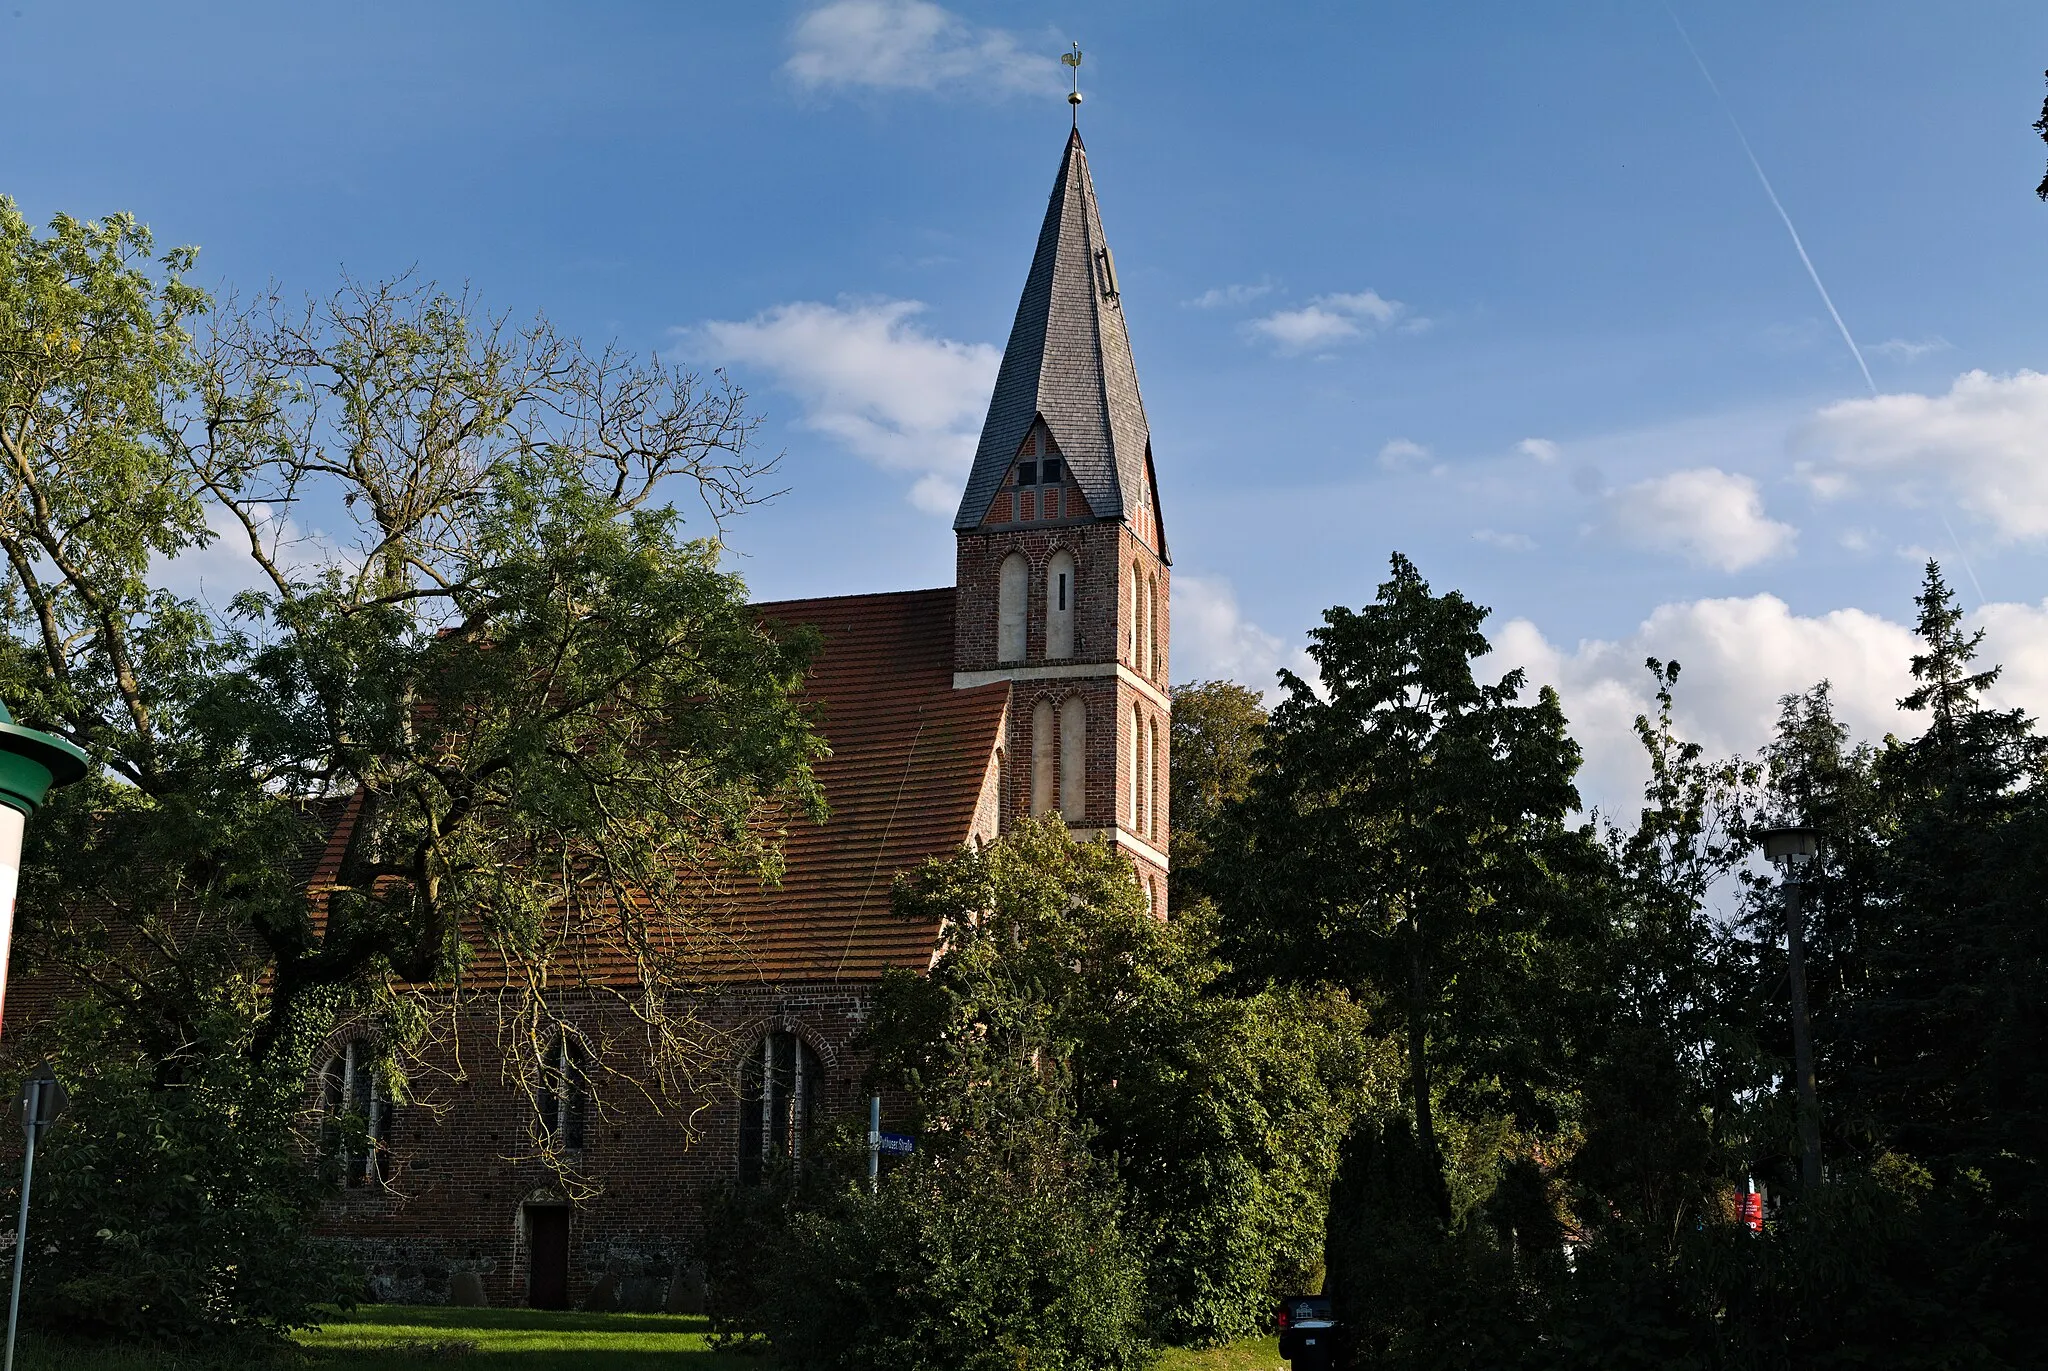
[
  {"x1": 1607, "y1": 467, "x2": 1796, "y2": 572},
  {"x1": 784, "y1": 1, "x2": 1059, "y2": 98},
  {"x1": 1378, "y1": 438, "x2": 1431, "y2": 471},
  {"x1": 1517, "y1": 437, "x2": 1560, "y2": 464},
  {"x1": 1801, "y1": 370, "x2": 2048, "y2": 542},
  {"x1": 697, "y1": 299, "x2": 997, "y2": 516},
  {"x1": 1248, "y1": 289, "x2": 1407, "y2": 354},
  {"x1": 1869, "y1": 336, "x2": 1951, "y2": 361},
  {"x1": 1185, "y1": 281, "x2": 1275, "y2": 310},
  {"x1": 1170, "y1": 573, "x2": 1311, "y2": 697},
  {"x1": 1489, "y1": 593, "x2": 2048, "y2": 819},
  {"x1": 1473, "y1": 529, "x2": 1537, "y2": 552}
]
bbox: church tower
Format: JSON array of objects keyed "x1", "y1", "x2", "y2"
[{"x1": 953, "y1": 129, "x2": 1171, "y2": 915}]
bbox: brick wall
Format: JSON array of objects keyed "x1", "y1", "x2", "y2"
[{"x1": 313, "y1": 982, "x2": 888, "y2": 1309}]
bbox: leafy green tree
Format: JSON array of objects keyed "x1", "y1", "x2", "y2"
[
  {"x1": 1213, "y1": 555, "x2": 1594, "y2": 1218},
  {"x1": 767, "y1": 1114, "x2": 1151, "y2": 1371},
  {"x1": 1167, "y1": 679, "x2": 1266, "y2": 895},
  {"x1": 0, "y1": 202, "x2": 824, "y2": 1338},
  {"x1": 864, "y1": 819, "x2": 1386, "y2": 1346}
]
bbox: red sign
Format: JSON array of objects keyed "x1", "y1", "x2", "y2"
[{"x1": 1741, "y1": 1191, "x2": 1764, "y2": 1232}]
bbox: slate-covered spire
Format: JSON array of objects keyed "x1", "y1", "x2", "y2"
[{"x1": 954, "y1": 129, "x2": 1156, "y2": 535}]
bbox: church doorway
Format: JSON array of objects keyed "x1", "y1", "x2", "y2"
[{"x1": 525, "y1": 1204, "x2": 570, "y2": 1309}]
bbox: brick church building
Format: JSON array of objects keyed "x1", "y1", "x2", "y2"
[{"x1": 319, "y1": 125, "x2": 1173, "y2": 1309}]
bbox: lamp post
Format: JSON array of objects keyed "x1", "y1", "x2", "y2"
[
  {"x1": 0, "y1": 702, "x2": 85, "y2": 1041},
  {"x1": 0, "y1": 700, "x2": 83, "y2": 1371},
  {"x1": 1760, "y1": 824, "x2": 1822, "y2": 1193}
]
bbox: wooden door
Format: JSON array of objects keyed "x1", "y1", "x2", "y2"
[{"x1": 527, "y1": 1205, "x2": 570, "y2": 1309}]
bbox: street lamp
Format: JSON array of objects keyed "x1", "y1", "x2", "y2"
[
  {"x1": 0, "y1": 701, "x2": 86, "y2": 1037},
  {"x1": 1759, "y1": 824, "x2": 1822, "y2": 1193}
]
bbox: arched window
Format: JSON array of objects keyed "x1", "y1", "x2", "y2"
[
  {"x1": 1045, "y1": 551, "x2": 1076, "y2": 659},
  {"x1": 739, "y1": 1031, "x2": 824, "y2": 1185},
  {"x1": 1059, "y1": 696, "x2": 1087, "y2": 822},
  {"x1": 537, "y1": 1032, "x2": 589, "y2": 1152},
  {"x1": 1129, "y1": 703, "x2": 1143, "y2": 831},
  {"x1": 320, "y1": 1038, "x2": 393, "y2": 1188},
  {"x1": 998, "y1": 553, "x2": 1029, "y2": 663},
  {"x1": 1031, "y1": 699, "x2": 1056, "y2": 817},
  {"x1": 1148, "y1": 715, "x2": 1162, "y2": 842},
  {"x1": 1148, "y1": 573, "x2": 1162, "y2": 681},
  {"x1": 1130, "y1": 560, "x2": 1146, "y2": 674}
]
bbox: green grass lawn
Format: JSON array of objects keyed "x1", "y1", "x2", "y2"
[{"x1": 12, "y1": 1305, "x2": 1284, "y2": 1370}]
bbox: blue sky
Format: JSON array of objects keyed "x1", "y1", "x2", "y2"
[{"x1": 9, "y1": 0, "x2": 2048, "y2": 808}]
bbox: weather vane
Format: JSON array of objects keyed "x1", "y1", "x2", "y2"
[{"x1": 1062, "y1": 42, "x2": 1083, "y2": 124}]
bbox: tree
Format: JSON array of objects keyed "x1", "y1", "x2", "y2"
[
  {"x1": 1167, "y1": 679, "x2": 1266, "y2": 896},
  {"x1": 1207, "y1": 556, "x2": 1601, "y2": 1367},
  {"x1": 0, "y1": 202, "x2": 824, "y2": 1338},
  {"x1": 2034, "y1": 69, "x2": 2048, "y2": 200},
  {"x1": 863, "y1": 820, "x2": 1386, "y2": 1347},
  {"x1": 1214, "y1": 556, "x2": 1592, "y2": 1217}
]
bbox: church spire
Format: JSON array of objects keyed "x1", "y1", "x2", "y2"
[{"x1": 953, "y1": 129, "x2": 1159, "y2": 551}]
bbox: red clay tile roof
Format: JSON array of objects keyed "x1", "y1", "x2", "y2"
[
  {"x1": 722, "y1": 587, "x2": 1005, "y2": 982},
  {"x1": 264, "y1": 588, "x2": 1003, "y2": 992}
]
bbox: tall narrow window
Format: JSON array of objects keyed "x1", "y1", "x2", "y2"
[
  {"x1": 1046, "y1": 551, "x2": 1076, "y2": 659},
  {"x1": 1148, "y1": 716, "x2": 1162, "y2": 842},
  {"x1": 320, "y1": 1038, "x2": 393, "y2": 1188},
  {"x1": 1131, "y1": 560, "x2": 1146, "y2": 673},
  {"x1": 1060, "y1": 696, "x2": 1087, "y2": 822},
  {"x1": 739, "y1": 1031, "x2": 824, "y2": 1185},
  {"x1": 1031, "y1": 699, "x2": 1056, "y2": 817},
  {"x1": 1147, "y1": 573, "x2": 1162, "y2": 681},
  {"x1": 537, "y1": 1033, "x2": 589, "y2": 1152},
  {"x1": 998, "y1": 553, "x2": 1028, "y2": 663},
  {"x1": 1130, "y1": 704, "x2": 1143, "y2": 830}
]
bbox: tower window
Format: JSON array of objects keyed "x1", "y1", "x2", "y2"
[
  {"x1": 1032, "y1": 699, "x2": 1056, "y2": 817},
  {"x1": 1015, "y1": 461, "x2": 1038, "y2": 486},
  {"x1": 1045, "y1": 550, "x2": 1076, "y2": 660},
  {"x1": 1060, "y1": 696, "x2": 1087, "y2": 822},
  {"x1": 998, "y1": 553, "x2": 1028, "y2": 663},
  {"x1": 1043, "y1": 457, "x2": 1063, "y2": 485}
]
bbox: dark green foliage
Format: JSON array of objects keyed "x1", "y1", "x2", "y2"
[
  {"x1": 0, "y1": 206, "x2": 822, "y2": 1343},
  {"x1": 861, "y1": 820, "x2": 1386, "y2": 1348},
  {"x1": 767, "y1": 1117, "x2": 1152, "y2": 1371},
  {"x1": 1211, "y1": 554, "x2": 1596, "y2": 1346},
  {"x1": 1167, "y1": 680, "x2": 1266, "y2": 896},
  {"x1": 2035, "y1": 70, "x2": 2048, "y2": 200},
  {"x1": 5, "y1": 999, "x2": 353, "y2": 1346}
]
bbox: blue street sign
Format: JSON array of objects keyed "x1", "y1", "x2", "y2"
[{"x1": 878, "y1": 1132, "x2": 915, "y2": 1156}]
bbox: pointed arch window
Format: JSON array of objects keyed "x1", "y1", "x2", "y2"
[
  {"x1": 1031, "y1": 699, "x2": 1056, "y2": 817},
  {"x1": 1060, "y1": 696, "x2": 1088, "y2": 822},
  {"x1": 1148, "y1": 573, "x2": 1163, "y2": 681},
  {"x1": 998, "y1": 553, "x2": 1029, "y2": 663},
  {"x1": 537, "y1": 1032, "x2": 590, "y2": 1152},
  {"x1": 1130, "y1": 560, "x2": 1145, "y2": 673},
  {"x1": 739, "y1": 1031, "x2": 824, "y2": 1185},
  {"x1": 1149, "y1": 715, "x2": 1164, "y2": 842},
  {"x1": 1046, "y1": 550, "x2": 1076, "y2": 659},
  {"x1": 1130, "y1": 703, "x2": 1143, "y2": 831},
  {"x1": 320, "y1": 1038, "x2": 393, "y2": 1188}
]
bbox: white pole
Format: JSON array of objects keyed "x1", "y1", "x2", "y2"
[
  {"x1": 5, "y1": 1081, "x2": 42, "y2": 1371},
  {"x1": 867, "y1": 1095, "x2": 880, "y2": 1193}
]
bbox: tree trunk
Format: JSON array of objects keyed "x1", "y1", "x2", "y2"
[{"x1": 1407, "y1": 938, "x2": 1453, "y2": 1227}]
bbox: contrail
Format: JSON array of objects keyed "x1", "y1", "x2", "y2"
[
  {"x1": 1664, "y1": 8, "x2": 1875, "y2": 395},
  {"x1": 1665, "y1": 7, "x2": 1988, "y2": 604}
]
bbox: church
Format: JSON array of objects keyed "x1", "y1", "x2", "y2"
[{"x1": 318, "y1": 124, "x2": 1173, "y2": 1310}]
